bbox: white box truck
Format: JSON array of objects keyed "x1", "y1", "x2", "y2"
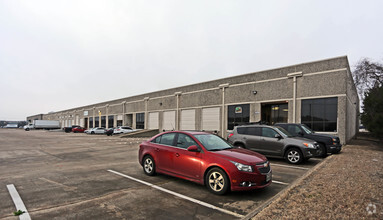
[{"x1": 24, "y1": 120, "x2": 60, "y2": 131}]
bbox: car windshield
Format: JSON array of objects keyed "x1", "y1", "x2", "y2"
[
  {"x1": 274, "y1": 127, "x2": 293, "y2": 138},
  {"x1": 301, "y1": 124, "x2": 314, "y2": 134},
  {"x1": 194, "y1": 134, "x2": 233, "y2": 151}
]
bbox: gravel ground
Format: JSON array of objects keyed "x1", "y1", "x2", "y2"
[{"x1": 254, "y1": 133, "x2": 383, "y2": 219}]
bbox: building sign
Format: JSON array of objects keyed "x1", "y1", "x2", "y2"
[
  {"x1": 84, "y1": 111, "x2": 88, "y2": 116},
  {"x1": 235, "y1": 107, "x2": 242, "y2": 114}
]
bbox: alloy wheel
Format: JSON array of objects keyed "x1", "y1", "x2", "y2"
[
  {"x1": 287, "y1": 150, "x2": 300, "y2": 163},
  {"x1": 144, "y1": 158, "x2": 153, "y2": 174},
  {"x1": 208, "y1": 171, "x2": 225, "y2": 192}
]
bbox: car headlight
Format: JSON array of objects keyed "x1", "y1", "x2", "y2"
[
  {"x1": 303, "y1": 143, "x2": 315, "y2": 149},
  {"x1": 230, "y1": 161, "x2": 253, "y2": 172}
]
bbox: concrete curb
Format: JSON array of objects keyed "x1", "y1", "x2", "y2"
[{"x1": 242, "y1": 155, "x2": 335, "y2": 220}]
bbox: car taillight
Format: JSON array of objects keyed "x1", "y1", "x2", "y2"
[{"x1": 228, "y1": 133, "x2": 234, "y2": 138}]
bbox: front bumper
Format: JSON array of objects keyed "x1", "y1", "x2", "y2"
[
  {"x1": 327, "y1": 144, "x2": 342, "y2": 153},
  {"x1": 229, "y1": 170, "x2": 272, "y2": 191},
  {"x1": 302, "y1": 147, "x2": 319, "y2": 158}
]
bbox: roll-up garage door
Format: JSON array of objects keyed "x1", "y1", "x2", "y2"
[
  {"x1": 180, "y1": 109, "x2": 195, "y2": 130},
  {"x1": 148, "y1": 112, "x2": 159, "y2": 129},
  {"x1": 163, "y1": 111, "x2": 176, "y2": 131},
  {"x1": 202, "y1": 107, "x2": 220, "y2": 131}
]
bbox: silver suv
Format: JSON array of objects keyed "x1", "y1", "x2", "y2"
[{"x1": 227, "y1": 124, "x2": 319, "y2": 164}]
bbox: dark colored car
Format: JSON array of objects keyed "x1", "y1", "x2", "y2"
[
  {"x1": 105, "y1": 128, "x2": 114, "y2": 136},
  {"x1": 64, "y1": 125, "x2": 80, "y2": 133},
  {"x1": 72, "y1": 127, "x2": 86, "y2": 133},
  {"x1": 275, "y1": 123, "x2": 342, "y2": 157},
  {"x1": 227, "y1": 124, "x2": 319, "y2": 164},
  {"x1": 139, "y1": 131, "x2": 272, "y2": 195}
]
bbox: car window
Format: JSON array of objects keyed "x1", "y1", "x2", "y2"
[
  {"x1": 237, "y1": 127, "x2": 261, "y2": 136},
  {"x1": 237, "y1": 127, "x2": 247, "y2": 134},
  {"x1": 261, "y1": 127, "x2": 278, "y2": 138},
  {"x1": 247, "y1": 127, "x2": 261, "y2": 136},
  {"x1": 176, "y1": 133, "x2": 197, "y2": 149},
  {"x1": 194, "y1": 134, "x2": 232, "y2": 151},
  {"x1": 159, "y1": 133, "x2": 176, "y2": 146},
  {"x1": 151, "y1": 136, "x2": 161, "y2": 144},
  {"x1": 287, "y1": 125, "x2": 302, "y2": 136}
]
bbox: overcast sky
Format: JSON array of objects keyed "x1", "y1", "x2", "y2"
[{"x1": 1, "y1": 0, "x2": 382, "y2": 120}]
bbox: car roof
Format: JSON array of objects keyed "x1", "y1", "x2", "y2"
[{"x1": 162, "y1": 130, "x2": 211, "y2": 135}]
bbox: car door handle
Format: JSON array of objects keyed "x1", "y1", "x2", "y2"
[
  {"x1": 155, "y1": 148, "x2": 160, "y2": 152},
  {"x1": 243, "y1": 137, "x2": 247, "y2": 140},
  {"x1": 175, "y1": 153, "x2": 180, "y2": 157}
]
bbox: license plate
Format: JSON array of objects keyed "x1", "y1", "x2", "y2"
[{"x1": 266, "y1": 172, "x2": 272, "y2": 182}]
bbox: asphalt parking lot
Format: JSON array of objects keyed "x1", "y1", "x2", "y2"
[{"x1": 0, "y1": 129, "x2": 323, "y2": 220}]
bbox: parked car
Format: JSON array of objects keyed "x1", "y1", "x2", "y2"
[
  {"x1": 72, "y1": 127, "x2": 86, "y2": 133},
  {"x1": 227, "y1": 124, "x2": 319, "y2": 164},
  {"x1": 113, "y1": 126, "x2": 136, "y2": 134},
  {"x1": 105, "y1": 127, "x2": 115, "y2": 136},
  {"x1": 275, "y1": 123, "x2": 342, "y2": 157},
  {"x1": 63, "y1": 125, "x2": 80, "y2": 133},
  {"x1": 84, "y1": 127, "x2": 106, "y2": 134},
  {"x1": 139, "y1": 131, "x2": 272, "y2": 195}
]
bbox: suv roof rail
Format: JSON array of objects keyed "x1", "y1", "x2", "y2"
[{"x1": 238, "y1": 121, "x2": 270, "y2": 126}]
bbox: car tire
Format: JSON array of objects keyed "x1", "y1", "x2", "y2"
[
  {"x1": 285, "y1": 148, "x2": 303, "y2": 164},
  {"x1": 25, "y1": 128, "x2": 30, "y2": 131},
  {"x1": 91, "y1": 131, "x2": 95, "y2": 134},
  {"x1": 143, "y1": 155, "x2": 156, "y2": 176},
  {"x1": 205, "y1": 168, "x2": 229, "y2": 195},
  {"x1": 317, "y1": 143, "x2": 327, "y2": 158}
]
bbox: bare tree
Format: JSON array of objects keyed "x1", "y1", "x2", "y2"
[{"x1": 352, "y1": 58, "x2": 383, "y2": 100}]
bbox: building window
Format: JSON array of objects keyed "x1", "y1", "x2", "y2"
[
  {"x1": 89, "y1": 117, "x2": 94, "y2": 128},
  {"x1": 108, "y1": 116, "x2": 114, "y2": 128},
  {"x1": 101, "y1": 116, "x2": 106, "y2": 128},
  {"x1": 301, "y1": 97, "x2": 338, "y2": 132},
  {"x1": 136, "y1": 113, "x2": 145, "y2": 129},
  {"x1": 95, "y1": 116, "x2": 99, "y2": 127},
  {"x1": 228, "y1": 104, "x2": 250, "y2": 130}
]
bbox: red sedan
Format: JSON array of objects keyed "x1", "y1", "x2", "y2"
[
  {"x1": 138, "y1": 131, "x2": 272, "y2": 195},
  {"x1": 72, "y1": 127, "x2": 86, "y2": 133}
]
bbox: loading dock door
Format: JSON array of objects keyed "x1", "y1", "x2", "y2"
[
  {"x1": 148, "y1": 112, "x2": 159, "y2": 129},
  {"x1": 180, "y1": 109, "x2": 195, "y2": 130},
  {"x1": 202, "y1": 107, "x2": 220, "y2": 131},
  {"x1": 163, "y1": 111, "x2": 176, "y2": 131}
]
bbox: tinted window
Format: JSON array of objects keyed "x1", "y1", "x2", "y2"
[
  {"x1": 228, "y1": 104, "x2": 250, "y2": 130},
  {"x1": 108, "y1": 115, "x2": 114, "y2": 128},
  {"x1": 136, "y1": 113, "x2": 145, "y2": 129},
  {"x1": 261, "y1": 127, "x2": 278, "y2": 138},
  {"x1": 301, "y1": 97, "x2": 338, "y2": 132},
  {"x1": 237, "y1": 126, "x2": 261, "y2": 136},
  {"x1": 237, "y1": 127, "x2": 247, "y2": 134},
  {"x1": 287, "y1": 125, "x2": 302, "y2": 136},
  {"x1": 176, "y1": 133, "x2": 197, "y2": 149},
  {"x1": 159, "y1": 133, "x2": 176, "y2": 146},
  {"x1": 247, "y1": 127, "x2": 261, "y2": 136}
]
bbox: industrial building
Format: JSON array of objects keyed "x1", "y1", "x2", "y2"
[{"x1": 27, "y1": 56, "x2": 359, "y2": 144}]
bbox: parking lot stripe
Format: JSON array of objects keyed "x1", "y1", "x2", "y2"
[
  {"x1": 271, "y1": 163, "x2": 310, "y2": 170},
  {"x1": 272, "y1": 180, "x2": 289, "y2": 185},
  {"x1": 107, "y1": 169, "x2": 245, "y2": 218},
  {"x1": 6, "y1": 184, "x2": 31, "y2": 220}
]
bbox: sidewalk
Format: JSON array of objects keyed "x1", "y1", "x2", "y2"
[{"x1": 254, "y1": 133, "x2": 383, "y2": 219}]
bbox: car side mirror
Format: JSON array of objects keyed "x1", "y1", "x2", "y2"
[
  {"x1": 298, "y1": 131, "x2": 304, "y2": 136},
  {"x1": 187, "y1": 145, "x2": 200, "y2": 152},
  {"x1": 275, "y1": 134, "x2": 282, "y2": 139}
]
